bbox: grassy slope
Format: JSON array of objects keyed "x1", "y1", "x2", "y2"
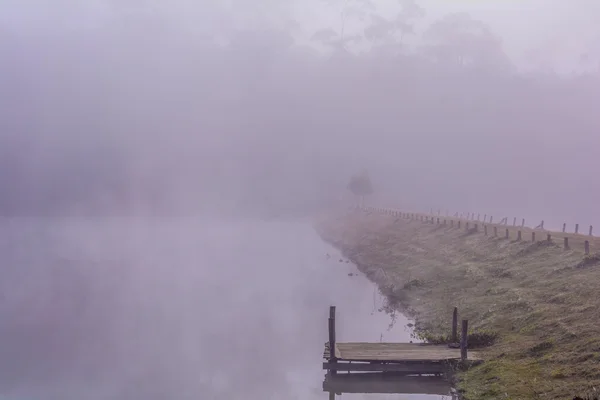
[{"x1": 317, "y1": 211, "x2": 600, "y2": 400}]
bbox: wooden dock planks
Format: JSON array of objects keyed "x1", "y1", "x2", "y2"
[{"x1": 324, "y1": 342, "x2": 480, "y2": 362}]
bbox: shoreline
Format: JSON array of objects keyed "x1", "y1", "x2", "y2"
[{"x1": 316, "y1": 210, "x2": 600, "y2": 400}]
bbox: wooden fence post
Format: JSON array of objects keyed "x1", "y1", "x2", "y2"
[
  {"x1": 521, "y1": 218, "x2": 525, "y2": 227},
  {"x1": 490, "y1": 216, "x2": 493, "y2": 223},
  {"x1": 484, "y1": 214, "x2": 487, "y2": 222},
  {"x1": 513, "y1": 217, "x2": 517, "y2": 226},
  {"x1": 564, "y1": 237, "x2": 569, "y2": 250},
  {"x1": 590, "y1": 226, "x2": 593, "y2": 236},
  {"x1": 452, "y1": 307, "x2": 458, "y2": 343},
  {"x1": 576, "y1": 224, "x2": 579, "y2": 234},
  {"x1": 484, "y1": 225, "x2": 488, "y2": 235},
  {"x1": 547, "y1": 233, "x2": 551, "y2": 242},
  {"x1": 328, "y1": 306, "x2": 337, "y2": 374},
  {"x1": 494, "y1": 226, "x2": 498, "y2": 237},
  {"x1": 466, "y1": 222, "x2": 470, "y2": 230},
  {"x1": 532, "y1": 232, "x2": 535, "y2": 242},
  {"x1": 585, "y1": 241, "x2": 590, "y2": 255},
  {"x1": 563, "y1": 223, "x2": 566, "y2": 233},
  {"x1": 517, "y1": 230, "x2": 522, "y2": 241},
  {"x1": 460, "y1": 320, "x2": 468, "y2": 361},
  {"x1": 505, "y1": 228, "x2": 509, "y2": 239},
  {"x1": 458, "y1": 221, "x2": 461, "y2": 229}
]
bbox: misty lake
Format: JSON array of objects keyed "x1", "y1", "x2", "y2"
[{"x1": 0, "y1": 217, "x2": 451, "y2": 399}]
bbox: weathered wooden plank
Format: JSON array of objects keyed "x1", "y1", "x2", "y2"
[
  {"x1": 323, "y1": 342, "x2": 480, "y2": 362},
  {"x1": 323, "y1": 362, "x2": 445, "y2": 373}
]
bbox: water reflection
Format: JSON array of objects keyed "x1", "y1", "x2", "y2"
[{"x1": 0, "y1": 218, "x2": 452, "y2": 399}]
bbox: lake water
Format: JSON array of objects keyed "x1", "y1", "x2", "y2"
[{"x1": 0, "y1": 217, "x2": 451, "y2": 399}]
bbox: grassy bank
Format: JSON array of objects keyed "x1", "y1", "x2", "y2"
[{"x1": 317, "y1": 211, "x2": 600, "y2": 399}]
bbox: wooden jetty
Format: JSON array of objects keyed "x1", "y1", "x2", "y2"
[
  {"x1": 323, "y1": 306, "x2": 480, "y2": 375},
  {"x1": 323, "y1": 373, "x2": 453, "y2": 396}
]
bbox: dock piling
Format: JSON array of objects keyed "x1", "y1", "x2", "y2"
[
  {"x1": 451, "y1": 307, "x2": 458, "y2": 343},
  {"x1": 460, "y1": 320, "x2": 468, "y2": 361},
  {"x1": 329, "y1": 305, "x2": 337, "y2": 374}
]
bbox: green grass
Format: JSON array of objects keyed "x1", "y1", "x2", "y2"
[{"x1": 317, "y1": 211, "x2": 600, "y2": 399}]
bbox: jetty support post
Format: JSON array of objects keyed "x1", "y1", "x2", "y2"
[
  {"x1": 460, "y1": 320, "x2": 468, "y2": 361},
  {"x1": 328, "y1": 306, "x2": 337, "y2": 374},
  {"x1": 452, "y1": 307, "x2": 458, "y2": 343}
]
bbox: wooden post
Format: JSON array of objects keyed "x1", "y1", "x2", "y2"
[
  {"x1": 460, "y1": 320, "x2": 468, "y2": 361},
  {"x1": 494, "y1": 226, "x2": 498, "y2": 237},
  {"x1": 484, "y1": 214, "x2": 487, "y2": 222},
  {"x1": 531, "y1": 232, "x2": 535, "y2": 242},
  {"x1": 575, "y1": 224, "x2": 579, "y2": 234},
  {"x1": 563, "y1": 223, "x2": 566, "y2": 233},
  {"x1": 564, "y1": 237, "x2": 569, "y2": 250},
  {"x1": 452, "y1": 307, "x2": 458, "y2": 343},
  {"x1": 484, "y1": 225, "x2": 488, "y2": 235},
  {"x1": 517, "y1": 230, "x2": 522, "y2": 241},
  {"x1": 547, "y1": 233, "x2": 551, "y2": 242},
  {"x1": 458, "y1": 221, "x2": 461, "y2": 229},
  {"x1": 585, "y1": 240, "x2": 590, "y2": 255},
  {"x1": 513, "y1": 217, "x2": 516, "y2": 226},
  {"x1": 505, "y1": 228, "x2": 509, "y2": 239},
  {"x1": 328, "y1": 306, "x2": 337, "y2": 374},
  {"x1": 466, "y1": 222, "x2": 470, "y2": 230},
  {"x1": 590, "y1": 226, "x2": 593, "y2": 236},
  {"x1": 490, "y1": 216, "x2": 493, "y2": 223},
  {"x1": 521, "y1": 218, "x2": 525, "y2": 227}
]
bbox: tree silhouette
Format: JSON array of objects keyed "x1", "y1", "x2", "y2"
[{"x1": 347, "y1": 172, "x2": 373, "y2": 207}]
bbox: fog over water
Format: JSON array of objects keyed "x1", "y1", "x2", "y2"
[
  {"x1": 0, "y1": 0, "x2": 599, "y2": 397},
  {"x1": 0, "y1": 219, "x2": 439, "y2": 399}
]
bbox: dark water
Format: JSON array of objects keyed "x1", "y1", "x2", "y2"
[{"x1": 0, "y1": 217, "x2": 451, "y2": 399}]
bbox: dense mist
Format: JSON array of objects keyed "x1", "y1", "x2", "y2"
[
  {"x1": 0, "y1": 0, "x2": 598, "y2": 223},
  {"x1": 0, "y1": 1, "x2": 599, "y2": 399}
]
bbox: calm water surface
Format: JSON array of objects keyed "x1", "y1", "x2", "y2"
[{"x1": 0, "y1": 217, "x2": 451, "y2": 399}]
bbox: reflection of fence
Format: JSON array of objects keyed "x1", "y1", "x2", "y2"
[{"x1": 359, "y1": 206, "x2": 597, "y2": 255}]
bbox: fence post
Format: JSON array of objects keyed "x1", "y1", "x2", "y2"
[
  {"x1": 505, "y1": 228, "x2": 509, "y2": 239},
  {"x1": 576, "y1": 224, "x2": 579, "y2": 234},
  {"x1": 547, "y1": 233, "x2": 551, "y2": 242},
  {"x1": 458, "y1": 221, "x2": 461, "y2": 229},
  {"x1": 564, "y1": 237, "x2": 569, "y2": 250},
  {"x1": 494, "y1": 226, "x2": 498, "y2": 237},
  {"x1": 484, "y1": 225, "x2": 488, "y2": 235},
  {"x1": 585, "y1": 240, "x2": 590, "y2": 255},
  {"x1": 517, "y1": 230, "x2": 522, "y2": 241},
  {"x1": 490, "y1": 216, "x2": 493, "y2": 223},
  {"x1": 466, "y1": 222, "x2": 470, "y2": 230},
  {"x1": 513, "y1": 217, "x2": 517, "y2": 226},
  {"x1": 563, "y1": 223, "x2": 566, "y2": 233},
  {"x1": 532, "y1": 232, "x2": 535, "y2": 242},
  {"x1": 590, "y1": 226, "x2": 593, "y2": 236},
  {"x1": 521, "y1": 218, "x2": 525, "y2": 227},
  {"x1": 484, "y1": 214, "x2": 487, "y2": 223}
]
